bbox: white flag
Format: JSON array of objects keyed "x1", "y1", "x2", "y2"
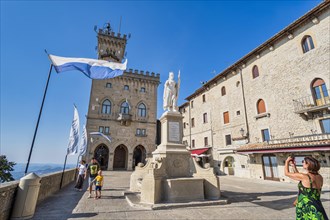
[
  {"x1": 79, "y1": 125, "x2": 87, "y2": 156},
  {"x1": 67, "y1": 105, "x2": 80, "y2": 155},
  {"x1": 90, "y1": 132, "x2": 112, "y2": 143},
  {"x1": 49, "y1": 54, "x2": 127, "y2": 79}
]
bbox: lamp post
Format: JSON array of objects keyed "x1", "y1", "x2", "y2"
[{"x1": 240, "y1": 128, "x2": 245, "y2": 137}]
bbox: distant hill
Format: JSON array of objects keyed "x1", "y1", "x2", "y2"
[{"x1": 11, "y1": 163, "x2": 76, "y2": 180}]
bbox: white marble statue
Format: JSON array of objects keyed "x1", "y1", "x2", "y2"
[{"x1": 163, "y1": 71, "x2": 180, "y2": 112}]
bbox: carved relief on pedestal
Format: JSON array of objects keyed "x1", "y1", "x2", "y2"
[{"x1": 165, "y1": 154, "x2": 191, "y2": 178}]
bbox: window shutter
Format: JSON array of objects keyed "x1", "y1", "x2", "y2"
[
  {"x1": 257, "y1": 99, "x2": 266, "y2": 114},
  {"x1": 223, "y1": 112, "x2": 229, "y2": 124}
]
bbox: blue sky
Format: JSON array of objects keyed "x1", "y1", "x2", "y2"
[{"x1": 0, "y1": 1, "x2": 321, "y2": 166}]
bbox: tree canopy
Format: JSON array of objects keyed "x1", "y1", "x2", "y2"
[{"x1": 0, "y1": 155, "x2": 16, "y2": 183}]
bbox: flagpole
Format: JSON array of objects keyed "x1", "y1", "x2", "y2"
[
  {"x1": 24, "y1": 64, "x2": 53, "y2": 175},
  {"x1": 60, "y1": 154, "x2": 68, "y2": 189}
]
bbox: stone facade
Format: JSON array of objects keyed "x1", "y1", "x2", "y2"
[
  {"x1": 85, "y1": 27, "x2": 160, "y2": 171},
  {"x1": 180, "y1": 2, "x2": 330, "y2": 185}
]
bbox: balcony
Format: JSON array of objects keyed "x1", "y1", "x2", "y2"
[
  {"x1": 236, "y1": 133, "x2": 330, "y2": 154},
  {"x1": 117, "y1": 113, "x2": 132, "y2": 126},
  {"x1": 293, "y1": 91, "x2": 330, "y2": 120},
  {"x1": 269, "y1": 133, "x2": 330, "y2": 146}
]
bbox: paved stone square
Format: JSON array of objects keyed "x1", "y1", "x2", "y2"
[{"x1": 32, "y1": 171, "x2": 330, "y2": 219}]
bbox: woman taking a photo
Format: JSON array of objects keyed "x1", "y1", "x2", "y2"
[{"x1": 285, "y1": 156, "x2": 328, "y2": 220}]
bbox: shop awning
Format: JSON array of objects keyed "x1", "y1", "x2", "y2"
[{"x1": 189, "y1": 147, "x2": 209, "y2": 155}]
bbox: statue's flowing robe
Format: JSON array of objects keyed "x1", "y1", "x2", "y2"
[{"x1": 163, "y1": 79, "x2": 177, "y2": 110}]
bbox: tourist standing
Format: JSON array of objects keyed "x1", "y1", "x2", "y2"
[
  {"x1": 74, "y1": 160, "x2": 86, "y2": 191},
  {"x1": 285, "y1": 156, "x2": 328, "y2": 220},
  {"x1": 85, "y1": 157, "x2": 100, "y2": 198},
  {"x1": 91, "y1": 170, "x2": 104, "y2": 199}
]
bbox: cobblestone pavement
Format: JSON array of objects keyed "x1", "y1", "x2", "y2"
[{"x1": 32, "y1": 171, "x2": 330, "y2": 220}]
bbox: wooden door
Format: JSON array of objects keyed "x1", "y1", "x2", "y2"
[
  {"x1": 94, "y1": 145, "x2": 109, "y2": 170},
  {"x1": 113, "y1": 145, "x2": 127, "y2": 169}
]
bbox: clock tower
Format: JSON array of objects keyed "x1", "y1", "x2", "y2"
[{"x1": 97, "y1": 23, "x2": 127, "y2": 62}]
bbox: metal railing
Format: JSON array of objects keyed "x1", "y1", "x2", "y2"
[
  {"x1": 293, "y1": 90, "x2": 330, "y2": 113},
  {"x1": 269, "y1": 133, "x2": 330, "y2": 145},
  {"x1": 117, "y1": 113, "x2": 132, "y2": 121}
]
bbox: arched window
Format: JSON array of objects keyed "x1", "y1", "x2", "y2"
[
  {"x1": 312, "y1": 78, "x2": 329, "y2": 106},
  {"x1": 302, "y1": 36, "x2": 315, "y2": 53},
  {"x1": 101, "y1": 99, "x2": 111, "y2": 114},
  {"x1": 257, "y1": 99, "x2": 266, "y2": 114},
  {"x1": 137, "y1": 103, "x2": 147, "y2": 117},
  {"x1": 124, "y1": 85, "x2": 129, "y2": 90},
  {"x1": 221, "y1": 86, "x2": 226, "y2": 96},
  {"x1": 252, "y1": 65, "x2": 259, "y2": 79},
  {"x1": 120, "y1": 101, "x2": 130, "y2": 114}
]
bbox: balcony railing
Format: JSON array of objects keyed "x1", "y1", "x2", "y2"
[
  {"x1": 268, "y1": 133, "x2": 330, "y2": 146},
  {"x1": 293, "y1": 90, "x2": 330, "y2": 113},
  {"x1": 117, "y1": 113, "x2": 132, "y2": 121}
]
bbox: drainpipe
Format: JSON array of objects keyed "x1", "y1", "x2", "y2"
[
  {"x1": 238, "y1": 67, "x2": 250, "y2": 143},
  {"x1": 189, "y1": 102, "x2": 192, "y2": 148},
  {"x1": 210, "y1": 109, "x2": 214, "y2": 148},
  {"x1": 210, "y1": 107, "x2": 216, "y2": 169}
]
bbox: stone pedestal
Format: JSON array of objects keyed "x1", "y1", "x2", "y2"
[
  {"x1": 153, "y1": 111, "x2": 191, "y2": 178},
  {"x1": 130, "y1": 111, "x2": 221, "y2": 204}
]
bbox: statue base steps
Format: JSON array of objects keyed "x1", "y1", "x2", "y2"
[{"x1": 125, "y1": 191, "x2": 228, "y2": 210}]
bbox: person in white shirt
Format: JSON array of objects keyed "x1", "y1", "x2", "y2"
[{"x1": 74, "y1": 160, "x2": 86, "y2": 191}]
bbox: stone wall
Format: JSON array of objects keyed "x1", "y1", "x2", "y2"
[
  {"x1": 0, "y1": 180, "x2": 19, "y2": 220},
  {"x1": 242, "y1": 8, "x2": 330, "y2": 141},
  {"x1": 0, "y1": 168, "x2": 76, "y2": 220},
  {"x1": 37, "y1": 168, "x2": 76, "y2": 203}
]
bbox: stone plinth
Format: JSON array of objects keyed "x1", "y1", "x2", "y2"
[
  {"x1": 153, "y1": 111, "x2": 191, "y2": 178},
  {"x1": 164, "y1": 178, "x2": 204, "y2": 202}
]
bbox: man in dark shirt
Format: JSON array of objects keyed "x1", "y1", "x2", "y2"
[{"x1": 85, "y1": 157, "x2": 100, "y2": 198}]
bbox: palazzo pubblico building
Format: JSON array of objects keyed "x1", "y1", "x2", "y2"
[{"x1": 85, "y1": 25, "x2": 160, "y2": 171}]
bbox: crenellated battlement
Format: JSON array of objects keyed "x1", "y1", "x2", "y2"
[
  {"x1": 98, "y1": 29, "x2": 127, "y2": 40},
  {"x1": 124, "y1": 68, "x2": 160, "y2": 79},
  {"x1": 97, "y1": 28, "x2": 127, "y2": 62}
]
